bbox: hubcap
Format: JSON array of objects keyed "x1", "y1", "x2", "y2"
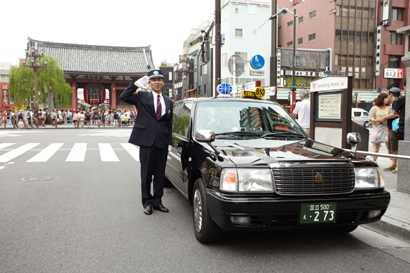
[{"x1": 193, "y1": 188, "x2": 203, "y2": 233}]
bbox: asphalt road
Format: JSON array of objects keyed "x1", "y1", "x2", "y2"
[{"x1": 1, "y1": 128, "x2": 409, "y2": 273}]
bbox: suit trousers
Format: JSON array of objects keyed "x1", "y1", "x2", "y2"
[{"x1": 139, "y1": 144, "x2": 168, "y2": 208}]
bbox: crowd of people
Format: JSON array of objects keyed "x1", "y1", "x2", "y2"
[{"x1": 1, "y1": 108, "x2": 137, "y2": 128}]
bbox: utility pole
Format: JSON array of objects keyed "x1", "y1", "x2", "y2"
[
  {"x1": 215, "y1": 0, "x2": 221, "y2": 98},
  {"x1": 270, "y1": 0, "x2": 278, "y2": 101}
]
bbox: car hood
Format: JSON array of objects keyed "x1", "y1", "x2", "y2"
[{"x1": 212, "y1": 138, "x2": 354, "y2": 167}]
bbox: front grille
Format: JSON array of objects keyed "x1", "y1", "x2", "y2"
[{"x1": 273, "y1": 166, "x2": 355, "y2": 196}]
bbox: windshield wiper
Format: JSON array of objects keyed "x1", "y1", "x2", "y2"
[{"x1": 261, "y1": 132, "x2": 305, "y2": 139}]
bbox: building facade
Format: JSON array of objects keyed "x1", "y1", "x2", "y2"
[
  {"x1": 0, "y1": 62, "x2": 12, "y2": 112},
  {"x1": 221, "y1": 0, "x2": 272, "y2": 93},
  {"x1": 277, "y1": 0, "x2": 409, "y2": 91}
]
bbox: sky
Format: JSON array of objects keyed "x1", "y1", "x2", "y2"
[{"x1": 1, "y1": 0, "x2": 215, "y2": 68}]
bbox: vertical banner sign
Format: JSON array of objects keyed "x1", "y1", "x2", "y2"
[
  {"x1": 277, "y1": 49, "x2": 281, "y2": 86},
  {"x1": 375, "y1": 26, "x2": 381, "y2": 77}
]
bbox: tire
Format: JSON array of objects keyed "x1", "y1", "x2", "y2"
[
  {"x1": 192, "y1": 178, "x2": 220, "y2": 244},
  {"x1": 330, "y1": 225, "x2": 358, "y2": 234},
  {"x1": 364, "y1": 121, "x2": 369, "y2": 128}
]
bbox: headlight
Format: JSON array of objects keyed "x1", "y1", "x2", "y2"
[
  {"x1": 220, "y1": 168, "x2": 274, "y2": 192},
  {"x1": 354, "y1": 167, "x2": 385, "y2": 189}
]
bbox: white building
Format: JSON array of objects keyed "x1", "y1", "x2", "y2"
[{"x1": 221, "y1": 0, "x2": 271, "y2": 93}]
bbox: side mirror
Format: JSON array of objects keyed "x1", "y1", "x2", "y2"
[
  {"x1": 195, "y1": 130, "x2": 215, "y2": 143},
  {"x1": 347, "y1": 132, "x2": 361, "y2": 158},
  {"x1": 195, "y1": 130, "x2": 220, "y2": 156}
]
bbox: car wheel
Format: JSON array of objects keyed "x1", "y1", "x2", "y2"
[
  {"x1": 330, "y1": 225, "x2": 358, "y2": 234},
  {"x1": 364, "y1": 121, "x2": 369, "y2": 128},
  {"x1": 193, "y1": 178, "x2": 220, "y2": 244}
]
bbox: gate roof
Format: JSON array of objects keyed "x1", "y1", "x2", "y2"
[{"x1": 28, "y1": 38, "x2": 155, "y2": 75}]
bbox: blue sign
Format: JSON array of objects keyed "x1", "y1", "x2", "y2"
[
  {"x1": 251, "y1": 55, "x2": 265, "y2": 70},
  {"x1": 217, "y1": 83, "x2": 233, "y2": 95}
]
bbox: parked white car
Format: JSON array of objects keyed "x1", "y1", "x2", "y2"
[{"x1": 352, "y1": 108, "x2": 369, "y2": 127}]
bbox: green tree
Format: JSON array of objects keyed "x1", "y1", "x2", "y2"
[
  {"x1": 9, "y1": 55, "x2": 72, "y2": 109},
  {"x1": 160, "y1": 60, "x2": 172, "y2": 67}
]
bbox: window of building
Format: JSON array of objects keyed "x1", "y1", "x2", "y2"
[
  {"x1": 278, "y1": 26, "x2": 282, "y2": 31},
  {"x1": 308, "y1": 33, "x2": 316, "y2": 41},
  {"x1": 362, "y1": 31, "x2": 368, "y2": 43},
  {"x1": 248, "y1": 4, "x2": 257, "y2": 14},
  {"x1": 355, "y1": 31, "x2": 361, "y2": 42},
  {"x1": 341, "y1": 55, "x2": 347, "y2": 65},
  {"x1": 169, "y1": 72, "x2": 173, "y2": 81},
  {"x1": 335, "y1": 55, "x2": 340, "y2": 65},
  {"x1": 354, "y1": 56, "x2": 360, "y2": 66},
  {"x1": 348, "y1": 55, "x2": 354, "y2": 66},
  {"x1": 287, "y1": 41, "x2": 293, "y2": 46},
  {"x1": 201, "y1": 63, "x2": 208, "y2": 75},
  {"x1": 287, "y1": 21, "x2": 293, "y2": 27},
  {"x1": 389, "y1": 32, "x2": 402, "y2": 45},
  {"x1": 298, "y1": 38, "x2": 303, "y2": 45},
  {"x1": 335, "y1": 29, "x2": 341, "y2": 41},
  {"x1": 234, "y1": 52, "x2": 247, "y2": 62},
  {"x1": 299, "y1": 16, "x2": 303, "y2": 24},
  {"x1": 235, "y1": 8, "x2": 239, "y2": 14},
  {"x1": 369, "y1": 32, "x2": 374, "y2": 43},
  {"x1": 392, "y1": 8, "x2": 404, "y2": 21},
  {"x1": 309, "y1": 10, "x2": 316, "y2": 19},
  {"x1": 342, "y1": 30, "x2": 348, "y2": 41},
  {"x1": 368, "y1": 56, "x2": 373, "y2": 66},
  {"x1": 349, "y1": 6, "x2": 356, "y2": 17},
  {"x1": 362, "y1": 7, "x2": 369, "y2": 18},
  {"x1": 235, "y1": 29, "x2": 243, "y2": 38},
  {"x1": 222, "y1": 53, "x2": 228, "y2": 67},
  {"x1": 348, "y1": 30, "x2": 354, "y2": 42},
  {"x1": 388, "y1": 55, "x2": 401, "y2": 68}
]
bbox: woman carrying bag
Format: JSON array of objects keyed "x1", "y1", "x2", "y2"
[{"x1": 368, "y1": 93, "x2": 389, "y2": 162}]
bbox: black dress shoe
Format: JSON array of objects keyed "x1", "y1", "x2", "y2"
[
  {"x1": 153, "y1": 204, "x2": 169, "y2": 213},
  {"x1": 144, "y1": 206, "x2": 153, "y2": 215}
]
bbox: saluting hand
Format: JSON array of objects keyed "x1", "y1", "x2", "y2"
[{"x1": 135, "y1": 76, "x2": 150, "y2": 89}]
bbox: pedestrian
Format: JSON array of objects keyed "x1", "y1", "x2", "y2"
[
  {"x1": 292, "y1": 89, "x2": 311, "y2": 137},
  {"x1": 376, "y1": 87, "x2": 401, "y2": 172},
  {"x1": 85, "y1": 111, "x2": 91, "y2": 128},
  {"x1": 379, "y1": 92, "x2": 406, "y2": 174},
  {"x1": 368, "y1": 93, "x2": 389, "y2": 162},
  {"x1": 41, "y1": 109, "x2": 47, "y2": 127},
  {"x1": 17, "y1": 110, "x2": 23, "y2": 126},
  {"x1": 11, "y1": 111, "x2": 17, "y2": 128},
  {"x1": 79, "y1": 111, "x2": 85, "y2": 128},
  {"x1": 52, "y1": 109, "x2": 57, "y2": 128},
  {"x1": 92, "y1": 108, "x2": 100, "y2": 127},
  {"x1": 73, "y1": 111, "x2": 79, "y2": 127},
  {"x1": 120, "y1": 69, "x2": 173, "y2": 215},
  {"x1": 101, "y1": 111, "x2": 106, "y2": 127},
  {"x1": 120, "y1": 112, "x2": 126, "y2": 127}
]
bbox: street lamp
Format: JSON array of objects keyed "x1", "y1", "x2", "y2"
[
  {"x1": 379, "y1": 57, "x2": 398, "y2": 92},
  {"x1": 22, "y1": 41, "x2": 48, "y2": 113}
]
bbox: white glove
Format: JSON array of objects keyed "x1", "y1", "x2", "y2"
[
  {"x1": 168, "y1": 145, "x2": 172, "y2": 152},
  {"x1": 135, "y1": 76, "x2": 150, "y2": 89}
]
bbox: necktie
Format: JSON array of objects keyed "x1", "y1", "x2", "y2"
[{"x1": 156, "y1": 94, "x2": 162, "y2": 120}]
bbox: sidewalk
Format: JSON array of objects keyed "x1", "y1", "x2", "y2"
[
  {"x1": 365, "y1": 143, "x2": 410, "y2": 242},
  {"x1": 0, "y1": 121, "x2": 132, "y2": 129}
]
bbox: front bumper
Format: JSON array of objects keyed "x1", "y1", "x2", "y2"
[{"x1": 207, "y1": 189, "x2": 391, "y2": 231}]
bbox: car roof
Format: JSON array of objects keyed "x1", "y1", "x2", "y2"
[{"x1": 176, "y1": 97, "x2": 282, "y2": 106}]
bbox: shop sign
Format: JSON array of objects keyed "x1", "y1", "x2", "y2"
[{"x1": 384, "y1": 68, "x2": 403, "y2": 79}]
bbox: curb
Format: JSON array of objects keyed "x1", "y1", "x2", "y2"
[{"x1": 365, "y1": 216, "x2": 410, "y2": 242}]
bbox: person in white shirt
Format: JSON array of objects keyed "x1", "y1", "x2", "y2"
[{"x1": 292, "y1": 89, "x2": 311, "y2": 137}]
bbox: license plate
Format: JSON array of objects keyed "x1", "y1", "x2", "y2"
[{"x1": 300, "y1": 202, "x2": 337, "y2": 224}]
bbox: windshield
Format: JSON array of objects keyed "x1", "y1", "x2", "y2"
[{"x1": 194, "y1": 101, "x2": 305, "y2": 138}]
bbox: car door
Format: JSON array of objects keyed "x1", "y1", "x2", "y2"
[{"x1": 166, "y1": 101, "x2": 192, "y2": 195}]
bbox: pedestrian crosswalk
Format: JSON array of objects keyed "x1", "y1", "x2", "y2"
[{"x1": 0, "y1": 143, "x2": 142, "y2": 163}]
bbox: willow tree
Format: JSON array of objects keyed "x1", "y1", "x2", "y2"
[{"x1": 9, "y1": 55, "x2": 72, "y2": 109}]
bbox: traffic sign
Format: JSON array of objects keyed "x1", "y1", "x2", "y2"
[
  {"x1": 228, "y1": 55, "x2": 244, "y2": 77},
  {"x1": 250, "y1": 55, "x2": 265, "y2": 70}
]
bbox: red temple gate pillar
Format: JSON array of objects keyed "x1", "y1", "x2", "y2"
[{"x1": 111, "y1": 82, "x2": 117, "y2": 109}]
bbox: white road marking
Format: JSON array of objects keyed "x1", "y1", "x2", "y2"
[
  {"x1": 66, "y1": 143, "x2": 87, "y2": 162},
  {"x1": 27, "y1": 143, "x2": 64, "y2": 162},
  {"x1": 0, "y1": 143, "x2": 14, "y2": 150},
  {"x1": 121, "y1": 143, "x2": 139, "y2": 161},
  {"x1": 99, "y1": 143, "x2": 119, "y2": 162},
  {"x1": 0, "y1": 143, "x2": 40, "y2": 163}
]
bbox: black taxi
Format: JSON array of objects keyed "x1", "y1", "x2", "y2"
[{"x1": 165, "y1": 90, "x2": 390, "y2": 244}]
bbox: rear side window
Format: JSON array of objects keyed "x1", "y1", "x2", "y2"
[
  {"x1": 175, "y1": 102, "x2": 192, "y2": 137},
  {"x1": 354, "y1": 112, "x2": 361, "y2": 117}
]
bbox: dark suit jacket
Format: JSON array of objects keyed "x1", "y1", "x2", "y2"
[{"x1": 120, "y1": 83, "x2": 173, "y2": 149}]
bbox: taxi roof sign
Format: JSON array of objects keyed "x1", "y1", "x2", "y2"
[
  {"x1": 241, "y1": 87, "x2": 265, "y2": 99},
  {"x1": 217, "y1": 83, "x2": 233, "y2": 97}
]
